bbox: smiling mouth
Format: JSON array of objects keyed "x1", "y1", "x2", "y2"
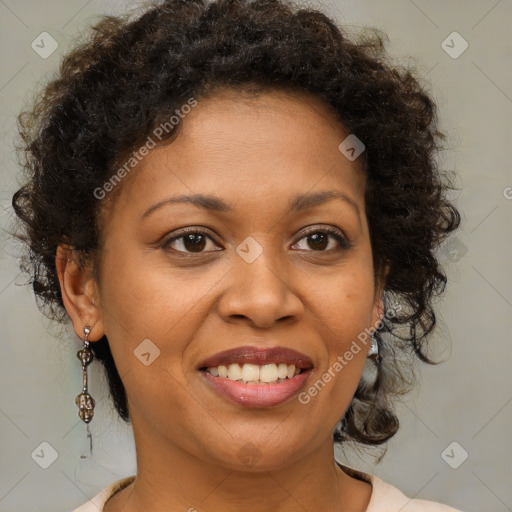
[
  {"x1": 197, "y1": 345, "x2": 314, "y2": 407},
  {"x1": 200, "y1": 362, "x2": 305, "y2": 384},
  {"x1": 201, "y1": 363, "x2": 305, "y2": 385},
  {"x1": 199, "y1": 366, "x2": 313, "y2": 407}
]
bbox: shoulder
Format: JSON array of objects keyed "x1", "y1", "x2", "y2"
[
  {"x1": 338, "y1": 463, "x2": 465, "y2": 512},
  {"x1": 71, "y1": 476, "x2": 136, "y2": 512},
  {"x1": 73, "y1": 469, "x2": 466, "y2": 512},
  {"x1": 367, "y1": 474, "x2": 465, "y2": 512}
]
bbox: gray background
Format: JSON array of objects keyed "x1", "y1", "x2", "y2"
[{"x1": 1, "y1": 1, "x2": 511, "y2": 511}]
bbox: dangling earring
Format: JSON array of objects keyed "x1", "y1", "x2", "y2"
[
  {"x1": 76, "y1": 325, "x2": 95, "y2": 459},
  {"x1": 367, "y1": 334, "x2": 382, "y2": 365}
]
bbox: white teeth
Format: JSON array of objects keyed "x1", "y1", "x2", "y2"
[
  {"x1": 206, "y1": 363, "x2": 303, "y2": 383},
  {"x1": 241, "y1": 364, "x2": 260, "y2": 382},
  {"x1": 227, "y1": 363, "x2": 242, "y2": 380},
  {"x1": 278, "y1": 363, "x2": 288, "y2": 379},
  {"x1": 260, "y1": 364, "x2": 279, "y2": 383}
]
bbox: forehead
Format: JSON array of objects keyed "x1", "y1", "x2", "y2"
[
  {"x1": 101, "y1": 88, "x2": 366, "y2": 222},
  {"x1": 169, "y1": 87, "x2": 355, "y2": 162}
]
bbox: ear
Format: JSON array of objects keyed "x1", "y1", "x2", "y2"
[
  {"x1": 55, "y1": 244, "x2": 104, "y2": 342},
  {"x1": 370, "y1": 262, "x2": 390, "y2": 329}
]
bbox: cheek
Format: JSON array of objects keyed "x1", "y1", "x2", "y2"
[
  {"x1": 309, "y1": 263, "x2": 376, "y2": 342},
  {"x1": 327, "y1": 273, "x2": 375, "y2": 384},
  {"x1": 97, "y1": 257, "x2": 211, "y2": 438},
  {"x1": 97, "y1": 250, "x2": 223, "y2": 374},
  {"x1": 298, "y1": 266, "x2": 375, "y2": 420}
]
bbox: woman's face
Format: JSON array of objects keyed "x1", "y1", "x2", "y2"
[{"x1": 74, "y1": 88, "x2": 384, "y2": 470}]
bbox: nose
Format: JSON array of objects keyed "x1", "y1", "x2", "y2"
[{"x1": 217, "y1": 250, "x2": 304, "y2": 329}]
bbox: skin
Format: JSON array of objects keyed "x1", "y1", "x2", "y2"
[{"x1": 56, "y1": 88, "x2": 386, "y2": 512}]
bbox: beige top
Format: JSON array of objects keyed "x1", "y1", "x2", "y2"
[{"x1": 72, "y1": 464, "x2": 464, "y2": 511}]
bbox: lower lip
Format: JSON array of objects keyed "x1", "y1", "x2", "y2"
[{"x1": 200, "y1": 369, "x2": 313, "y2": 407}]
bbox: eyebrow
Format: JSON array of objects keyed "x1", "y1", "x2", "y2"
[{"x1": 141, "y1": 190, "x2": 361, "y2": 222}]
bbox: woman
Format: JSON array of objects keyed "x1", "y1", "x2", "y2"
[{"x1": 11, "y1": 0, "x2": 463, "y2": 510}]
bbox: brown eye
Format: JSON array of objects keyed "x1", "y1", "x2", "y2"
[
  {"x1": 180, "y1": 233, "x2": 207, "y2": 252},
  {"x1": 293, "y1": 227, "x2": 352, "y2": 252},
  {"x1": 162, "y1": 229, "x2": 220, "y2": 254}
]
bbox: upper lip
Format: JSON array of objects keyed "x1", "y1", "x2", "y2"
[{"x1": 198, "y1": 346, "x2": 314, "y2": 370}]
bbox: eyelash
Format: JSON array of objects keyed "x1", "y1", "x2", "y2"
[{"x1": 161, "y1": 226, "x2": 353, "y2": 256}]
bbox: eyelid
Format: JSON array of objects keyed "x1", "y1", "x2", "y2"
[
  {"x1": 162, "y1": 224, "x2": 352, "y2": 254},
  {"x1": 162, "y1": 226, "x2": 220, "y2": 250},
  {"x1": 295, "y1": 225, "x2": 352, "y2": 250}
]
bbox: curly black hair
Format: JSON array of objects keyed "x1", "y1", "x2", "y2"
[{"x1": 10, "y1": 0, "x2": 460, "y2": 451}]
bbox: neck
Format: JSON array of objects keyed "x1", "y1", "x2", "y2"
[{"x1": 104, "y1": 418, "x2": 372, "y2": 512}]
